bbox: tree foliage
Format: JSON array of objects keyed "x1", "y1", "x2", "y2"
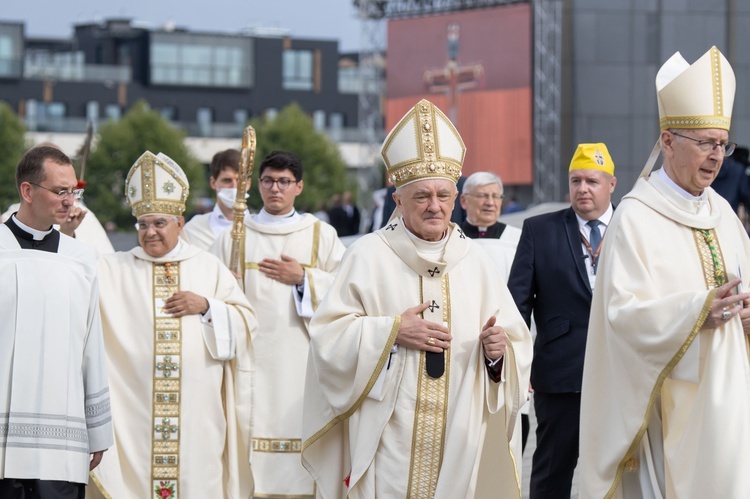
[
  {"x1": 85, "y1": 100, "x2": 206, "y2": 228},
  {"x1": 249, "y1": 103, "x2": 352, "y2": 212},
  {"x1": 0, "y1": 102, "x2": 28, "y2": 212}
]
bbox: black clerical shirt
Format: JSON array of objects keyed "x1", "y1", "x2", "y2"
[
  {"x1": 4, "y1": 216, "x2": 60, "y2": 253},
  {"x1": 460, "y1": 220, "x2": 507, "y2": 239}
]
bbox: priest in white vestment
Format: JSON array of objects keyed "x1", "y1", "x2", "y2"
[
  {"x1": 3, "y1": 199, "x2": 114, "y2": 257},
  {"x1": 89, "y1": 151, "x2": 256, "y2": 499},
  {"x1": 301, "y1": 99, "x2": 533, "y2": 499},
  {"x1": 0, "y1": 146, "x2": 112, "y2": 497},
  {"x1": 579, "y1": 46, "x2": 750, "y2": 498},
  {"x1": 211, "y1": 150, "x2": 345, "y2": 498},
  {"x1": 183, "y1": 149, "x2": 250, "y2": 250}
]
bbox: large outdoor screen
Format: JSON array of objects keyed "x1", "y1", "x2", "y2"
[{"x1": 386, "y1": 3, "x2": 532, "y2": 185}]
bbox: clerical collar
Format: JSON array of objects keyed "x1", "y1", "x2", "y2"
[
  {"x1": 657, "y1": 167, "x2": 706, "y2": 202},
  {"x1": 12, "y1": 214, "x2": 54, "y2": 241},
  {"x1": 402, "y1": 222, "x2": 448, "y2": 257},
  {"x1": 253, "y1": 208, "x2": 300, "y2": 226}
]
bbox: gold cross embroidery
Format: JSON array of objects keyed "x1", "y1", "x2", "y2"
[
  {"x1": 154, "y1": 417, "x2": 178, "y2": 440},
  {"x1": 156, "y1": 356, "x2": 179, "y2": 378}
]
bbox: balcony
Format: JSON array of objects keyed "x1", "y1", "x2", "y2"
[{"x1": 24, "y1": 63, "x2": 131, "y2": 84}]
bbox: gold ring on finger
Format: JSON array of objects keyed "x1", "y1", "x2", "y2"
[{"x1": 427, "y1": 337, "x2": 436, "y2": 346}]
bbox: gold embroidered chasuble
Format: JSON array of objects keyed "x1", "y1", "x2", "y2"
[
  {"x1": 301, "y1": 220, "x2": 532, "y2": 499},
  {"x1": 580, "y1": 174, "x2": 750, "y2": 498},
  {"x1": 89, "y1": 245, "x2": 255, "y2": 499},
  {"x1": 211, "y1": 213, "x2": 345, "y2": 498}
]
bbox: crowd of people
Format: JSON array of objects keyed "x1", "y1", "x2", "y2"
[{"x1": 1, "y1": 45, "x2": 749, "y2": 499}]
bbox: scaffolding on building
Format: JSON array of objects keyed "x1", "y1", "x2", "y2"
[{"x1": 356, "y1": 0, "x2": 563, "y2": 203}]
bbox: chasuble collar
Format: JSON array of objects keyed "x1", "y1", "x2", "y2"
[
  {"x1": 625, "y1": 173, "x2": 721, "y2": 229},
  {"x1": 131, "y1": 239, "x2": 202, "y2": 263},
  {"x1": 377, "y1": 217, "x2": 469, "y2": 277}
]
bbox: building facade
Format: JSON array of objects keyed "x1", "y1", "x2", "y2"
[{"x1": 0, "y1": 18, "x2": 367, "y2": 165}]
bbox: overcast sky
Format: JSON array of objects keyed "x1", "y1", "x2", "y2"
[{"x1": 4, "y1": 0, "x2": 363, "y2": 52}]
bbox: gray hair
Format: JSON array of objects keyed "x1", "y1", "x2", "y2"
[{"x1": 462, "y1": 172, "x2": 504, "y2": 195}]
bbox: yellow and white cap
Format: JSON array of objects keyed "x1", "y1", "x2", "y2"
[
  {"x1": 381, "y1": 99, "x2": 465, "y2": 188},
  {"x1": 569, "y1": 143, "x2": 615, "y2": 175},
  {"x1": 657, "y1": 46, "x2": 735, "y2": 131},
  {"x1": 126, "y1": 151, "x2": 189, "y2": 218}
]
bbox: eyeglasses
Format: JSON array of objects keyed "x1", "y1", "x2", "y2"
[
  {"x1": 670, "y1": 132, "x2": 736, "y2": 156},
  {"x1": 28, "y1": 182, "x2": 83, "y2": 200},
  {"x1": 467, "y1": 192, "x2": 504, "y2": 202},
  {"x1": 259, "y1": 177, "x2": 298, "y2": 191},
  {"x1": 135, "y1": 218, "x2": 176, "y2": 231}
]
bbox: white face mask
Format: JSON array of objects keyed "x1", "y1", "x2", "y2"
[{"x1": 217, "y1": 188, "x2": 247, "y2": 209}]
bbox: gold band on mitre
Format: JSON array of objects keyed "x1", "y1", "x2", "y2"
[
  {"x1": 657, "y1": 46, "x2": 735, "y2": 131},
  {"x1": 381, "y1": 99, "x2": 465, "y2": 188},
  {"x1": 126, "y1": 151, "x2": 189, "y2": 218}
]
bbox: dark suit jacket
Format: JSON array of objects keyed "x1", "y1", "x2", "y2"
[{"x1": 507, "y1": 207, "x2": 594, "y2": 393}]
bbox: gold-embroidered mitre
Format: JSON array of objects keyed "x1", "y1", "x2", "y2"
[
  {"x1": 381, "y1": 99, "x2": 465, "y2": 188},
  {"x1": 657, "y1": 46, "x2": 735, "y2": 131},
  {"x1": 125, "y1": 151, "x2": 189, "y2": 218}
]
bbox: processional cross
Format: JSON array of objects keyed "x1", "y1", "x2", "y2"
[{"x1": 423, "y1": 22, "x2": 484, "y2": 124}]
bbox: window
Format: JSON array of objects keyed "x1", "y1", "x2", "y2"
[
  {"x1": 330, "y1": 113, "x2": 344, "y2": 142},
  {"x1": 0, "y1": 24, "x2": 23, "y2": 78},
  {"x1": 161, "y1": 107, "x2": 177, "y2": 121},
  {"x1": 282, "y1": 50, "x2": 313, "y2": 90},
  {"x1": 105, "y1": 105, "x2": 122, "y2": 121},
  {"x1": 234, "y1": 109, "x2": 248, "y2": 127},
  {"x1": 86, "y1": 101, "x2": 99, "y2": 124},
  {"x1": 150, "y1": 33, "x2": 252, "y2": 87},
  {"x1": 313, "y1": 110, "x2": 325, "y2": 131},
  {"x1": 197, "y1": 107, "x2": 213, "y2": 136}
]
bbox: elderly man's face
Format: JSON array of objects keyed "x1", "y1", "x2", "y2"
[
  {"x1": 663, "y1": 128, "x2": 729, "y2": 196},
  {"x1": 137, "y1": 215, "x2": 184, "y2": 258},
  {"x1": 460, "y1": 182, "x2": 503, "y2": 226},
  {"x1": 394, "y1": 178, "x2": 457, "y2": 241},
  {"x1": 569, "y1": 169, "x2": 616, "y2": 221}
]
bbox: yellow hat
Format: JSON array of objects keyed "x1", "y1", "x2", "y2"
[
  {"x1": 569, "y1": 143, "x2": 615, "y2": 175},
  {"x1": 381, "y1": 99, "x2": 465, "y2": 188},
  {"x1": 125, "y1": 151, "x2": 189, "y2": 218},
  {"x1": 657, "y1": 46, "x2": 735, "y2": 131}
]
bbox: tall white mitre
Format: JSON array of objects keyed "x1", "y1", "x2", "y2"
[
  {"x1": 656, "y1": 46, "x2": 735, "y2": 131},
  {"x1": 126, "y1": 151, "x2": 190, "y2": 217},
  {"x1": 381, "y1": 99, "x2": 465, "y2": 187}
]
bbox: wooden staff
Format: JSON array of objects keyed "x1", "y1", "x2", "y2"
[{"x1": 229, "y1": 125, "x2": 256, "y2": 283}]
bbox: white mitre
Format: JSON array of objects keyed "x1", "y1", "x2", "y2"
[
  {"x1": 126, "y1": 151, "x2": 190, "y2": 217},
  {"x1": 381, "y1": 99, "x2": 465, "y2": 188},
  {"x1": 657, "y1": 46, "x2": 735, "y2": 131}
]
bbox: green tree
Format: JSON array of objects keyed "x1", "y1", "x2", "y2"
[
  {"x1": 86, "y1": 100, "x2": 206, "y2": 229},
  {"x1": 0, "y1": 102, "x2": 28, "y2": 212},
  {"x1": 249, "y1": 103, "x2": 351, "y2": 212}
]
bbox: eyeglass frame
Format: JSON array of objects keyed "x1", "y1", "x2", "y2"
[
  {"x1": 134, "y1": 216, "x2": 179, "y2": 231},
  {"x1": 669, "y1": 131, "x2": 736, "y2": 156},
  {"x1": 258, "y1": 177, "x2": 299, "y2": 191},
  {"x1": 28, "y1": 182, "x2": 84, "y2": 200},
  {"x1": 465, "y1": 192, "x2": 504, "y2": 202}
]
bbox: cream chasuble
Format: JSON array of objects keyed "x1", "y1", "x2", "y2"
[
  {"x1": 579, "y1": 174, "x2": 750, "y2": 498},
  {"x1": 211, "y1": 212, "x2": 345, "y2": 498},
  {"x1": 0, "y1": 227, "x2": 112, "y2": 484},
  {"x1": 89, "y1": 245, "x2": 256, "y2": 499},
  {"x1": 182, "y1": 212, "x2": 216, "y2": 251},
  {"x1": 301, "y1": 220, "x2": 532, "y2": 499}
]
